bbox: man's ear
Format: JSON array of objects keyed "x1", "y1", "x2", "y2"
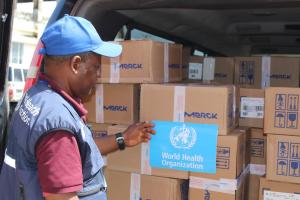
[{"x1": 70, "y1": 55, "x2": 82, "y2": 74}]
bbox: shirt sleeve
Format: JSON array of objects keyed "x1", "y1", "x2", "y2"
[{"x1": 36, "y1": 131, "x2": 83, "y2": 194}]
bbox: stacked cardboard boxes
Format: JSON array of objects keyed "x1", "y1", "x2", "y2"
[
  {"x1": 234, "y1": 56, "x2": 300, "y2": 88},
  {"x1": 260, "y1": 87, "x2": 300, "y2": 199},
  {"x1": 189, "y1": 128, "x2": 248, "y2": 200},
  {"x1": 99, "y1": 40, "x2": 183, "y2": 83},
  {"x1": 246, "y1": 128, "x2": 267, "y2": 200},
  {"x1": 82, "y1": 40, "x2": 187, "y2": 200},
  {"x1": 187, "y1": 56, "x2": 235, "y2": 84}
]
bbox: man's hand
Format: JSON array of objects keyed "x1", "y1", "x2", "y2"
[{"x1": 123, "y1": 122, "x2": 156, "y2": 147}]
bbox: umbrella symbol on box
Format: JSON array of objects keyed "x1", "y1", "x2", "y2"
[
  {"x1": 275, "y1": 112, "x2": 285, "y2": 128},
  {"x1": 278, "y1": 160, "x2": 287, "y2": 175}
]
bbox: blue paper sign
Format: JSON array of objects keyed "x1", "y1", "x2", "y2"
[{"x1": 150, "y1": 120, "x2": 218, "y2": 173}]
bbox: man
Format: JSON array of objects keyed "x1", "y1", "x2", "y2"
[{"x1": 0, "y1": 15, "x2": 155, "y2": 200}]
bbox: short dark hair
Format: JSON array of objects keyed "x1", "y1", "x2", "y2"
[{"x1": 44, "y1": 51, "x2": 96, "y2": 63}]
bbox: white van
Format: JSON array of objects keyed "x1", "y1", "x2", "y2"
[{"x1": 7, "y1": 65, "x2": 28, "y2": 102}]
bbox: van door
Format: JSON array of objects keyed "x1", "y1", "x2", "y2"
[{"x1": 0, "y1": 0, "x2": 15, "y2": 168}]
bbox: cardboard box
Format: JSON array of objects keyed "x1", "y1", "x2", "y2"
[
  {"x1": 99, "y1": 40, "x2": 182, "y2": 83},
  {"x1": 106, "y1": 125, "x2": 189, "y2": 179},
  {"x1": 249, "y1": 128, "x2": 266, "y2": 166},
  {"x1": 140, "y1": 84, "x2": 235, "y2": 135},
  {"x1": 214, "y1": 57, "x2": 235, "y2": 85},
  {"x1": 189, "y1": 187, "x2": 244, "y2": 200},
  {"x1": 267, "y1": 134, "x2": 300, "y2": 184},
  {"x1": 88, "y1": 123, "x2": 112, "y2": 166},
  {"x1": 270, "y1": 57, "x2": 300, "y2": 87},
  {"x1": 190, "y1": 131, "x2": 245, "y2": 179},
  {"x1": 235, "y1": 56, "x2": 300, "y2": 88},
  {"x1": 189, "y1": 169, "x2": 247, "y2": 200},
  {"x1": 182, "y1": 47, "x2": 191, "y2": 80},
  {"x1": 246, "y1": 174, "x2": 261, "y2": 200},
  {"x1": 259, "y1": 177, "x2": 300, "y2": 200},
  {"x1": 264, "y1": 87, "x2": 300, "y2": 136},
  {"x1": 187, "y1": 56, "x2": 234, "y2": 84},
  {"x1": 105, "y1": 170, "x2": 188, "y2": 200},
  {"x1": 238, "y1": 88, "x2": 265, "y2": 128},
  {"x1": 83, "y1": 84, "x2": 139, "y2": 125}
]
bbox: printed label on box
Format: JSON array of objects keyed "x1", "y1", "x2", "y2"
[
  {"x1": 188, "y1": 63, "x2": 203, "y2": 80},
  {"x1": 150, "y1": 121, "x2": 218, "y2": 173},
  {"x1": 277, "y1": 142, "x2": 300, "y2": 178},
  {"x1": 274, "y1": 94, "x2": 299, "y2": 129},
  {"x1": 264, "y1": 190, "x2": 300, "y2": 200},
  {"x1": 203, "y1": 57, "x2": 215, "y2": 81},
  {"x1": 216, "y1": 146, "x2": 230, "y2": 169},
  {"x1": 251, "y1": 138, "x2": 265, "y2": 158},
  {"x1": 239, "y1": 61, "x2": 255, "y2": 85},
  {"x1": 240, "y1": 97, "x2": 264, "y2": 118}
]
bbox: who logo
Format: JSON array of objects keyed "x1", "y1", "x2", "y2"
[{"x1": 169, "y1": 124, "x2": 197, "y2": 149}]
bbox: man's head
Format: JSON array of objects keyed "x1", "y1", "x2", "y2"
[{"x1": 39, "y1": 15, "x2": 122, "y2": 99}]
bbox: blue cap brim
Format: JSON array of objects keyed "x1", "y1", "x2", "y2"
[
  {"x1": 39, "y1": 48, "x2": 46, "y2": 55},
  {"x1": 92, "y1": 41, "x2": 122, "y2": 57}
]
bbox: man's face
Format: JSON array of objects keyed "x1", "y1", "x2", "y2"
[{"x1": 73, "y1": 53, "x2": 101, "y2": 99}]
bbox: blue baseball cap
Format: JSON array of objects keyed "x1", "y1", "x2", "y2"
[{"x1": 39, "y1": 15, "x2": 122, "y2": 57}]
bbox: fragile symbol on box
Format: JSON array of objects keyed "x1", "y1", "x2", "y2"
[
  {"x1": 277, "y1": 142, "x2": 300, "y2": 178},
  {"x1": 250, "y1": 138, "x2": 265, "y2": 158},
  {"x1": 287, "y1": 112, "x2": 298, "y2": 129},
  {"x1": 274, "y1": 94, "x2": 299, "y2": 129},
  {"x1": 289, "y1": 160, "x2": 300, "y2": 177},
  {"x1": 277, "y1": 159, "x2": 288, "y2": 176}
]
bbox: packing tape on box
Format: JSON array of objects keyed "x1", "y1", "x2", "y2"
[
  {"x1": 173, "y1": 86, "x2": 186, "y2": 122},
  {"x1": 95, "y1": 84, "x2": 104, "y2": 123},
  {"x1": 130, "y1": 173, "x2": 141, "y2": 200},
  {"x1": 110, "y1": 56, "x2": 120, "y2": 83},
  {"x1": 261, "y1": 56, "x2": 271, "y2": 88},
  {"x1": 203, "y1": 57, "x2": 215, "y2": 81},
  {"x1": 189, "y1": 164, "x2": 250, "y2": 195},
  {"x1": 249, "y1": 164, "x2": 266, "y2": 176},
  {"x1": 264, "y1": 190, "x2": 300, "y2": 200},
  {"x1": 141, "y1": 142, "x2": 152, "y2": 175},
  {"x1": 163, "y1": 43, "x2": 170, "y2": 83},
  {"x1": 27, "y1": 65, "x2": 39, "y2": 79}
]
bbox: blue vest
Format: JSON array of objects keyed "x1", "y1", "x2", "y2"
[{"x1": 0, "y1": 80, "x2": 107, "y2": 200}]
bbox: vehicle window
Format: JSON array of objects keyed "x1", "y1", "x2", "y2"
[
  {"x1": 131, "y1": 29, "x2": 173, "y2": 43},
  {"x1": 194, "y1": 50, "x2": 205, "y2": 56},
  {"x1": 8, "y1": 67, "x2": 12, "y2": 82},
  {"x1": 115, "y1": 26, "x2": 174, "y2": 43},
  {"x1": 14, "y1": 69, "x2": 23, "y2": 82},
  {"x1": 10, "y1": 42, "x2": 24, "y2": 64},
  {"x1": 23, "y1": 69, "x2": 28, "y2": 79}
]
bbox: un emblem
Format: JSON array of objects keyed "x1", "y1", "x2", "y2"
[{"x1": 170, "y1": 124, "x2": 197, "y2": 149}]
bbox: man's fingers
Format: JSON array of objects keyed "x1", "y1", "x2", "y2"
[{"x1": 143, "y1": 127, "x2": 156, "y2": 134}]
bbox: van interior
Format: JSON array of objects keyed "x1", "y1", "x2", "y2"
[{"x1": 68, "y1": 0, "x2": 300, "y2": 56}]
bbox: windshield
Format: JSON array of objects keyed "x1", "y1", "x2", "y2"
[{"x1": 14, "y1": 68, "x2": 23, "y2": 82}]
